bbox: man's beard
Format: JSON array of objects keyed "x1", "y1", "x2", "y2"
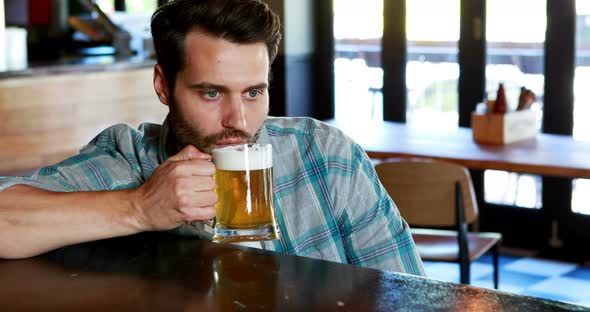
[{"x1": 168, "y1": 99, "x2": 261, "y2": 154}]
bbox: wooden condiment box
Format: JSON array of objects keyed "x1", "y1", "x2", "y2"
[{"x1": 471, "y1": 110, "x2": 537, "y2": 144}]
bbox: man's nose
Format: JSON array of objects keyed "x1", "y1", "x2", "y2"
[{"x1": 221, "y1": 95, "x2": 247, "y2": 130}]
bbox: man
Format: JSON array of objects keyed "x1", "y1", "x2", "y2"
[{"x1": 0, "y1": 0, "x2": 423, "y2": 275}]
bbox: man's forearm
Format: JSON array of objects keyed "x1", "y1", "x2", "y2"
[{"x1": 0, "y1": 185, "x2": 144, "y2": 259}]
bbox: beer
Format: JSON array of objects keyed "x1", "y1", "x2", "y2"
[
  {"x1": 212, "y1": 144, "x2": 279, "y2": 242},
  {"x1": 215, "y1": 168, "x2": 273, "y2": 228}
]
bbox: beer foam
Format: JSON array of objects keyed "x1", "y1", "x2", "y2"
[{"x1": 213, "y1": 144, "x2": 272, "y2": 171}]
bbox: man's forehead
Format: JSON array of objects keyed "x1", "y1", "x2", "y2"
[
  {"x1": 180, "y1": 30, "x2": 270, "y2": 82},
  {"x1": 183, "y1": 30, "x2": 269, "y2": 62}
]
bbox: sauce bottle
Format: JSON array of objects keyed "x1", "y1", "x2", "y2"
[{"x1": 494, "y1": 83, "x2": 507, "y2": 114}]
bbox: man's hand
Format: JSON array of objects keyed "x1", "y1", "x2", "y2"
[{"x1": 131, "y1": 145, "x2": 217, "y2": 231}]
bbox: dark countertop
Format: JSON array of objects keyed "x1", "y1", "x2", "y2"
[
  {"x1": 0, "y1": 232, "x2": 587, "y2": 311},
  {"x1": 0, "y1": 54, "x2": 156, "y2": 80}
]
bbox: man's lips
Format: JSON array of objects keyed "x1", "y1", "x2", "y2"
[{"x1": 214, "y1": 138, "x2": 248, "y2": 147}]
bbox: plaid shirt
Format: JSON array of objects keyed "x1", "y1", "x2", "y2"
[{"x1": 0, "y1": 117, "x2": 424, "y2": 275}]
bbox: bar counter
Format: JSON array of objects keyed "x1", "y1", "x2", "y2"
[
  {"x1": 0, "y1": 54, "x2": 167, "y2": 175},
  {"x1": 0, "y1": 54, "x2": 155, "y2": 80},
  {"x1": 0, "y1": 232, "x2": 587, "y2": 311}
]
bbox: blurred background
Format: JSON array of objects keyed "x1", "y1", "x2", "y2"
[{"x1": 0, "y1": 0, "x2": 589, "y2": 305}]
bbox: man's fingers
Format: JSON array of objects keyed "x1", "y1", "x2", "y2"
[
  {"x1": 169, "y1": 145, "x2": 211, "y2": 161},
  {"x1": 175, "y1": 176, "x2": 215, "y2": 193},
  {"x1": 171, "y1": 160, "x2": 216, "y2": 177},
  {"x1": 180, "y1": 206, "x2": 216, "y2": 221},
  {"x1": 177, "y1": 190, "x2": 217, "y2": 208}
]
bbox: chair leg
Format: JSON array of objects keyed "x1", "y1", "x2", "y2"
[
  {"x1": 460, "y1": 258, "x2": 470, "y2": 285},
  {"x1": 493, "y1": 244, "x2": 499, "y2": 289}
]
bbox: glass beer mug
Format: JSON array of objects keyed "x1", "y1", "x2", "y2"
[{"x1": 210, "y1": 143, "x2": 280, "y2": 242}]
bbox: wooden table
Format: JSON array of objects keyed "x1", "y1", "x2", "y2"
[
  {"x1": 326, "y1": 119, "x2": 590, "y2": 179},
  {"x1": 0, "y1": 233, "x2": 587, "y2": 311}
]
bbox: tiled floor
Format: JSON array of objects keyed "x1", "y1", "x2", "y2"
[{"x1": 423, "y1": 252, "x2": 590, "y2": 308}]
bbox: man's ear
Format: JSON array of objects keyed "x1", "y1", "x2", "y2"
[{"x1": 154, "y1": 64, "x2": 170, "y2": 106}]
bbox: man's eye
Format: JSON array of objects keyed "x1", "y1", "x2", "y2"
[
  {"x1": 247, "y1": 89, "x2": 262, "y2": 98},
  {"x1": 203, "y1": 90, "x2": 220, "y2": 99}
]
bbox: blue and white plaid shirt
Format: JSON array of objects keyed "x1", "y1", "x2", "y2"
[{"x1": 0, "y1": 117, "x2": 424, "y2": 275}]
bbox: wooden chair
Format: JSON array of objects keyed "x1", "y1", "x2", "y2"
[{"x1": 375, "y1": 158, "x2": 502, "y2": 289}]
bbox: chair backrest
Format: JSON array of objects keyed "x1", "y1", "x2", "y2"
[{"x1": 375, "y1": 158, "x2": 478, "y2": 227}]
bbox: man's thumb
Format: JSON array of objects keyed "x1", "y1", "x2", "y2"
[{"x1": 168, "y1": 145, "x2": 211, "y2": 161}]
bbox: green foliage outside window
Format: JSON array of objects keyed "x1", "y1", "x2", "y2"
[
  {"x1": 95, "y1": 0, "x2": 157, "y2": 14},
  {"x1": 126, "y1": 0, "x2": 157, "y2": 14},
  {"x1": 414, "y1": 80, "x2": 457, "y2": 113}
]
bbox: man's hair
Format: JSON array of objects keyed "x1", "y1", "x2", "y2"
[{"x1": 151, "y1": 0, "x2": 282, "y2": 91}]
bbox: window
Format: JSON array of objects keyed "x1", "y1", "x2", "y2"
[
  {"x1": 125, "y1": 0, "x2": 157, "y2": 14},
  {"x1": 406, "y1": 0, "x2": 460, "y2": 130},
  {"x1": 573, "y1": 0, "x2": 590, "y2": 215},
  {"x1": 333, "y1": 0, "x2": 383, "y2": 122},
  {"x1": 483, "y1": 0, "x2": 546, "y2": 209},
  {"x1": 484, "y1": 170, "x2": 542, "y2": 209},
  {"x1": 96, "y1": 0, "x2": 115, "y2": 12},
  {"x1": 96, "y1": 0, "x2": 157, "y2": 14}
]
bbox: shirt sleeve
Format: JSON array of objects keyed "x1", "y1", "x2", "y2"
[
  {"x1": 338, "y1": 143, "x2": 425, "y2": 276},
  {"x1": 0, "y1": 126, "x2": 144, "y2": 193}
]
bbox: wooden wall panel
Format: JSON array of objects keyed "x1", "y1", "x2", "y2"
[{"x1": 0, "y1": 68, "x2": 168, "y2": 175}]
